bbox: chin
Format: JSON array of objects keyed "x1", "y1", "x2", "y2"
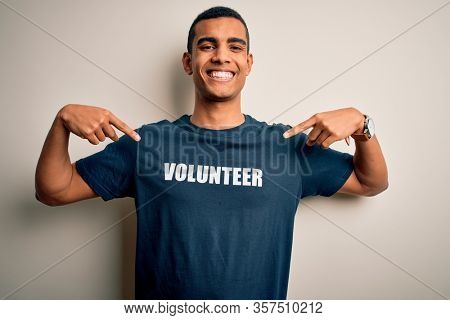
[
  {"x1": 206, "y1": 86, "x2": 243, "y2": 101},
  {"x1": 205, "y1": 92, "x2": 236, "y2": 102}
]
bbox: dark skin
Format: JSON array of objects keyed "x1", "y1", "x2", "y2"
[
  {"x1": 283, "y1": 108, "x2": 388, "y2": 196},
  {"x1": 35, "y1": 17, "x2": 387, "y2": 206},
  {"x1": 182, "y1": 17, "x2": 253, "y2": 130}
]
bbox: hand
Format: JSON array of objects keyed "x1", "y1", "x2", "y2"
[
  {"x1": 282, "y1": 107, "x2": 365, "y2": 148},
  {"x1": 57, "y1": 104, "x2": 141, "y2": 145}
]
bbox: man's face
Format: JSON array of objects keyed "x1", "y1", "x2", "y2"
[{"x1": 183, "y1": 17, "x2": 253, "y2": 102}]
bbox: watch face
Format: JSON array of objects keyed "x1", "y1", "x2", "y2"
[{"x1": 367, "y1": 118, "x2": 375, "y2": 137}]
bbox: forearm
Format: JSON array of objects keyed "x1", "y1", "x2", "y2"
[
  {"x1": 353, "y1": 135, "x2": 389, "y2": 194},
  {"x1": 35, "y1": 112, "x2": 74, "y2": 201}
]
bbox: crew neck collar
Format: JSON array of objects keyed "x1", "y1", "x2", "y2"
[{"x1": 178, "y1": 114, "x2": 250, "y2": 134}]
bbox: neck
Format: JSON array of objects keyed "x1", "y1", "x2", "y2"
[{"x1": 190, "y1": 93, "x2": 244, "y2": 130}]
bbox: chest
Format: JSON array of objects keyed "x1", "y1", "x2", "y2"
[{"x1": 136, "y1": 134, "x2": 301, "y2": 209}]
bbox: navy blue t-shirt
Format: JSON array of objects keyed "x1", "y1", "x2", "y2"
[{"x1": 75, "y1": 114, "x2": 353, "y2": 299}]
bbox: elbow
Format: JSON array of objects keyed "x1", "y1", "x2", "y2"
[
  {"x1": 35, "y1": 190, "x2": 66, "y2": 207},
  {"x1": 364, "y1": 180, "x2": 389, "y2": 197}
]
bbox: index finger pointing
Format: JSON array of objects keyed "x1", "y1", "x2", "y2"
[
  {"x1": 283, "y1": 116, "x2": 316, "y2": 139},
  {"x1": 109, "y1": 113, "x2": 141, "y2": 142}
]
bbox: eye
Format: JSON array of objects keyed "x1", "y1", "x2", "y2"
[
  {"x1": 200, "y1": 45, "x2": 215, "y2": 51},
  {"x1": 230, "y1": 45, "x2": 244, "y2": 52}
]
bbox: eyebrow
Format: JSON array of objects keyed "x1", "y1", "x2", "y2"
[{"x1": 197, "y1": 36, "x2": 247, "y2": 47}]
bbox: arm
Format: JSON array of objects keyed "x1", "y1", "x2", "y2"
[
  {"x1": 283, "y1": 107, "x2": 388, "y2": 197},
  {"x1": 338, "y1": 134, "x2": 388, "y2": 196},
  {"x1": 35, "y1": 104, "x2": 140, "y2": 206}
]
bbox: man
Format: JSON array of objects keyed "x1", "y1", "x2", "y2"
[{"x1": 35, "y1": 6, "x2": 388, "y2": 299}]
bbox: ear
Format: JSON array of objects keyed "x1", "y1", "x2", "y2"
[
  {"x1": 182, "y1": 52, "x2": 193, "y2": 75},
  {"x1": 246, "y1": 53, "x2": 254, "y2": 76}
]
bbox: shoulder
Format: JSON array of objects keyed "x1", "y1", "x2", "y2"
[
  {"x1": 246, "y1": 114, "x2": 307, "y2": 144},
  {"x1": 135, "y1": 118, "x2": 176, "y2": 141},
  {"x1": 138, "y1": 118, "x2": 172, "y2": 132},
  {"x1": 245, "y1": 114, "x2": 289, "y2": 133}
]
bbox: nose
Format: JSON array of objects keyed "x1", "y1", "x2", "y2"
[{"x1": 211, "y1": 45, "x2": 230, "y2": 64}]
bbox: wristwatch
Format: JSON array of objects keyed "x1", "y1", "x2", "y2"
[{"x1": 351, "y1": 114, "x2": 375, "y2": 141}]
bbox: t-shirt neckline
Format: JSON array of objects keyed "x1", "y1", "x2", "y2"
[{"x1": 180, "y1": 114, "x2": 250, "y2": 134}]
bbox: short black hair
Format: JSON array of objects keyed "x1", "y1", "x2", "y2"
[{"x1": 187, "y1": 6, "x2": 250, "y2": 54}]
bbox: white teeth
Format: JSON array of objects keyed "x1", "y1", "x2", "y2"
[{"x1": 209, "y1": 71, "x2": 234, "y2": 79}]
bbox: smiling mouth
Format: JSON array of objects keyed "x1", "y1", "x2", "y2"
[{"x1": 206, "y1": 70, "x2": 235, "y2": 81}]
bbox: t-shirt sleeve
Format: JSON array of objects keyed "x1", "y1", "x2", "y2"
[
  {"x1": 294, "y1": 132, "x2": 354, "y2": 198},
  {"x1": 75, "y1": 133, "x2": 138, "y2": 201}
]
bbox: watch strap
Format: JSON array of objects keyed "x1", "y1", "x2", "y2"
[{"x1": 351, "y1": 114, "x2": 371, "y2": 141}]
